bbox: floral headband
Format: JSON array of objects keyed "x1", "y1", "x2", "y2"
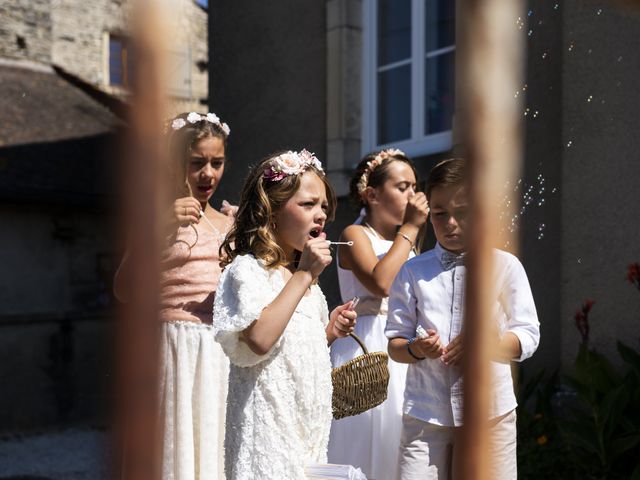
[
  {"x1": 355, "y1": 148, "x2": 405, "y2": 194},
  {"x1": 169, "y1": 112, "x2": 230, "y2": 136},
  {"x1": 263, "y1": 149, "x2": 324, "y2": 182}
]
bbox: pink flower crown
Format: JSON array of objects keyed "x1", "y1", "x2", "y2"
[
  {"x1": 168, "y1": 112, "x2": 230, "y2": 136},
  {"x1": 263, "y1": 149, "x2": 324, "y2": 182},
  {"x1": 356, "y1": 148, "x2": 405, "y2": 194}
]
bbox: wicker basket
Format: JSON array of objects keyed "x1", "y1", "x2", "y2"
[{"x1": 331, "y1": 333, "x2": 390, "y2": 420}]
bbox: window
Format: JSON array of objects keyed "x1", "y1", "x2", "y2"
[
  {"x1": 362, "y1": 0, "x2": 455, "y2": 157},
  {"x1": 108, "y1": 34, "x2": 129, "y2": 87}
]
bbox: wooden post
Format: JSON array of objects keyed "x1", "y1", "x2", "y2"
[
  {"x1": 458, "y1": 0, "x2": 524, "y2": 479},
  {"x1": 116, "y1": 1, "x2": 168, "y2": 479}
]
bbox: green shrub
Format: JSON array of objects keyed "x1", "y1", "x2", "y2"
[{"x1": 517, "y1": 263, "x2": 640, "y2": 479}]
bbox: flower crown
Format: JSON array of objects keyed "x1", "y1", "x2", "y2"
[
  {"x1": 263, "y1": 149, "x2": 324, "y2": 182},
  {"x1": 169, "y1": 112, "x2": 231, "y2": 136},
  {"x1": 355, "y1": 148, "x2": 405, "y2": 194}
]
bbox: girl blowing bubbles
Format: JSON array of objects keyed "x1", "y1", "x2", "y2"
[
  {"x1": 328, "y1": 149, "x2": 428, "y2": 480},
  {"x1": 115, "y1": 111, "x2": 233, "y2": 480},
  {"x1": 213, "y1": 150, "x2": 357, "y2": 480}
]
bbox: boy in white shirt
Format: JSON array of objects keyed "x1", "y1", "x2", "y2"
[{"x1": 385, "y1": 158, "x2": 540, "y2": 480}]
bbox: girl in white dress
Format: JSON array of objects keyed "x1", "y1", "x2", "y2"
[
  {"x1": 115, "y1": 112, "x2": 234, "y2": 480},
  {"x1": 213, "y1": 150, "x2": 358, "y2": 480},
  {"x1": 328, "y1": 149, "x2": 429, "y2": 480}
]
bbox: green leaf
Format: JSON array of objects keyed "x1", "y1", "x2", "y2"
[
  {"x1": 600, "y1": 384, "x2": 630, "y2": 439},
  {"x1": 563, "y1": 374, "x2": 593, "y2": 403},
  {"x1": 560, "y1": 420, "x2": 601, "y2": 457},
  {"x1": 609, "y1": 434, "x2": 640, "y2": 463},
  {"x1": 618, "y1": 341, "x2": 640, "y2": 378}
]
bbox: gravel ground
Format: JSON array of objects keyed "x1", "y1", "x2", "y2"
[{"x1": 0, "y1": 428, "x2": 109, "y2": 480}]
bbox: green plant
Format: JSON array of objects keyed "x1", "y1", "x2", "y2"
[
  {"x1": 517, "y1": 264, "x2": 640, "y2": 479},
  {"x1": 517, "y1": 370, "x2": 573, "y2": 479},
  {"x1": 560, "y1": 339, "x2": 640, "y2": 479}
]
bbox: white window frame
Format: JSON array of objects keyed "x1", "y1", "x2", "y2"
[{"x1": 362, "y1": 0, "x2": 454, "y2": 158}]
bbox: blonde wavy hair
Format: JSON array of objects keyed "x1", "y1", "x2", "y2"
[{"x1": 220, "y1": 151, "x2": 336, "y2": 269}]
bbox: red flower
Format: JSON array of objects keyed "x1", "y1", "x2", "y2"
[
  {"x1": 574, "y1": 300, "x2": 595, "y2": 344},
  {"x1": 627, "y1": 263, "x2": 640, "y2": 290}
]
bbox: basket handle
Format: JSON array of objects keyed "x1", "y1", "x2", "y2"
[{"x1": 348, "y1": 332, "x2": 369, "y2": 355}]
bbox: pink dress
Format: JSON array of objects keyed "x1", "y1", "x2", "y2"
[{"x1": 157, "y1": 219, "x2": 231, "y2": 480}]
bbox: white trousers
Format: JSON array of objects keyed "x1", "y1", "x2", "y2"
[{"x1": 398, "y1": 410, "x2": 517, "y2": 480}]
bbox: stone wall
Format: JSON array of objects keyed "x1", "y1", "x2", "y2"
[
  {"x1": 0, "y1": 204, "x2": 114, "y2": 319},
  {"x1": 0, "y1": 0, "x2": 52, "y2": 64},
  {"x1": 0, "y1": 0, "x2": 208, "y2": 111},
  {"x1": 50, "y1": 0, "x2": 208, "y2": 112},
  {"x1": 50, "y1": 0, "x2": 127, "y2": 86},
  {"x1": 0, "y1": 203, "x2": 115, "y2": 431}
]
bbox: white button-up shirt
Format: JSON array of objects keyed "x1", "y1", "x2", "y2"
[{"x1": 385, "y1": 243, "x2": 540, "y2": 427}]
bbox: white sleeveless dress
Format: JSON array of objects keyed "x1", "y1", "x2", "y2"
[{"x1": 328, "y1": 223, "x2": 413, "y2": 480}]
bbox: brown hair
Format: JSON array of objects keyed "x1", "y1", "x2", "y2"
[
  {"x1": 220, "y1": 152, "x2": 336, "y2": 269},
  {"x1": 165, "y1": 112, "x2": 229, "y2": 199},
  {"x1": 349, "y1": 150, "x2": 418, "y2": 211},
  {"x1": 425, "y1": 158, "x2": 467, "y2": 200}
]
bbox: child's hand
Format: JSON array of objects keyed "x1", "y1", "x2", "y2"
[
  {"x1": 328, "y1": 300, "x2": 358, "y2": 338},
  {"x1": 442, "y1": 334, "x2": 463, "y2": 365},
  {"x1": 403, "y1": 192, "x2": 430, "y2": 229},
  {"x1": 297, "y1": 233, "x2": 332, "y2": 279},
  {"x1": 411, "y1": 329, "x2": 444, "y2": 359},
  {"x1": 172, "y1": 197, "x2": 202, "y2": 226}
]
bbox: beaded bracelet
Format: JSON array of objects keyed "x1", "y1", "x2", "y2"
[
  {"x1": 396, "y1": 231, "x2": 415, "y2": 248},
  {"x1": 407, "y1": 337, "x2": 426, "y2": 361}
]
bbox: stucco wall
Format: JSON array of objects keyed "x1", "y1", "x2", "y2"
[
  {"x1": 559, "y1": 0, "x2": 640, "y2": 369},
  {"x1": 209, "y1": 0, "x2": 327, "y2": 206}
]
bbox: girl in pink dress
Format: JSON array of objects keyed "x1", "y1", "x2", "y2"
[{"x1": 115, "y1": 112, "x2": 233, "y2": 480}]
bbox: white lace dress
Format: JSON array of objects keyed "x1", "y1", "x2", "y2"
[{"x1": 213, "y1": 254, "x2": 333, "y2": 480}]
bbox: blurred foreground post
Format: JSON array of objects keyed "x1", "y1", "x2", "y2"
[
  {"x1": 116, "y1": 1, "x2": 168, "y2": 479},
  {"x1": 458, "y1": 0, "x2": 524, "y2": 479}
]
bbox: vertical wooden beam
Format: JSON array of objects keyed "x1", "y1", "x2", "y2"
[
  {"x1": 458, "y1": 0, "x2": 524, "y2": 479},
  {"x1": 116, "y1": 1, "x2": 168, "y2": 479}
]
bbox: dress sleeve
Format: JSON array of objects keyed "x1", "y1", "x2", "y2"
[{"x1": 213, "y1": 254, "x2": 279, "y2": 367}]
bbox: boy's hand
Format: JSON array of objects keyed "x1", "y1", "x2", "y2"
[
  {"x1": 329, "y1": 300, "x2": 357, "y2": 338},
  {"x1": 411, "y1": 329, "x2": 444, "y2": 359},
  {"x1": 442, "y1": 334, "x2": 463, "y2": 365}
]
